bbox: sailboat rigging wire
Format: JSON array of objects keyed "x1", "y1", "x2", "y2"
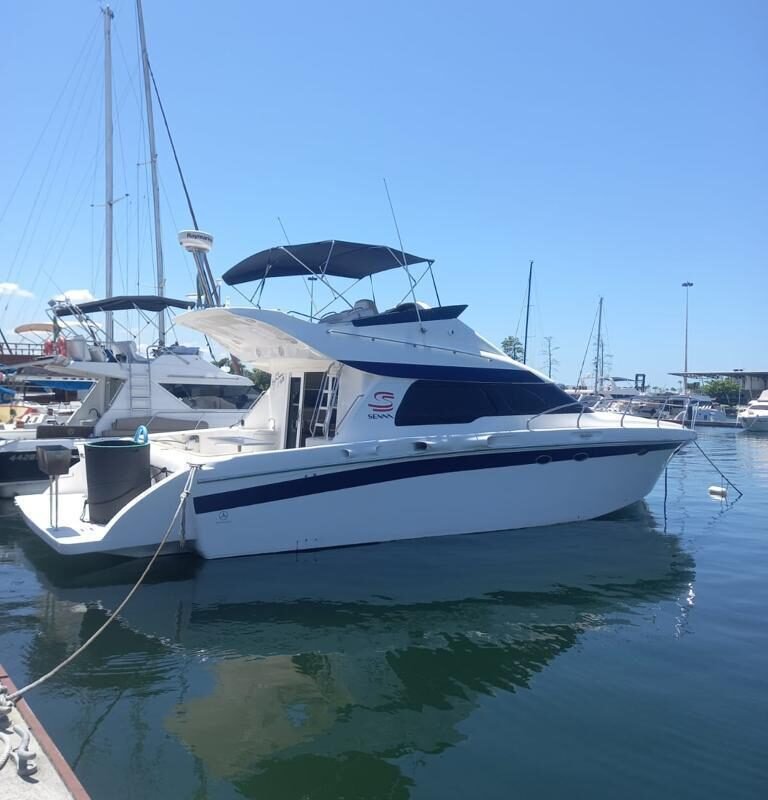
[
  {"x1": 513, "y1": 293, "x2": 526, "y2": 338},
  {"x1": 577, "y1": 303, "x2": 600, "y2": 388},
  {"x1": 522, "y1": 260, "x2": 533, "y2": 364},
  {"x1": 6, "y1": 35, "x2": 102, "y2": 318},
  {"x1": 148, "y1": 64, "x2": 219, "y2": 306},
  {"x1": 0, "y1": 18, "x2": 100, "y2": 233},
  {"x1": 158, "y1": 171, "x2": 197, "y2": 288},
  {"x1": 147, "y1": 65, "x2": 197, "y2": 228}
]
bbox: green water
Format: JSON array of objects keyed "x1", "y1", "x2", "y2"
[{"x1": 1, "y1": 428, "x2": 766, "y2": 799}]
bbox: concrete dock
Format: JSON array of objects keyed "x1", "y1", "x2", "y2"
[{"x1": 1, "y1": 664, "x2": 89, "y2": 799}]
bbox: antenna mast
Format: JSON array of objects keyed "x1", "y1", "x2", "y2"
[
  {"x1": 383, "y1": 178, "x2": 422, "y2": 326},
  {"x1": 136, "y1": 0, "x2": 166, "y2": 345},
  {"x1": 103, "y1": 6, "x2": 114, "y2": 344},
  {"x1": 522, "y1": 260, "x2": 533, "y2": 364}
]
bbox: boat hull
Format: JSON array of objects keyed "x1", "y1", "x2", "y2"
[
  {"x1": 15, "y1": 424, "x2": 693, "y2": 559},
  {"x1": 738, "y1": 414, "x2": 768, "y2": 432},
  {"x1": 191, "y1": 443, "x2": 678, "y2": 559},
  {"x1": 0, "y1": 440, "x2": 79, "y2": 498}
]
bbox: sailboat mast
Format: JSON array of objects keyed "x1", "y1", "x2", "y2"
[
  {"x1": 522, "y1": 260, "x2": 533, "y2": 364},
  {"x1": 594, "y1": 296, "x2": 603, "y2": 394},
  {"x1": 136, "y1": 0, "x2": 166, "y2": 346},
  {"x1": 103, "y1": 6, "x2": 114, "y2": 344}
]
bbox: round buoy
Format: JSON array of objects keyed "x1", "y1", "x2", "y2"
[{"x1": 708, "y1": 485, "x2": 728, "y2": 498}]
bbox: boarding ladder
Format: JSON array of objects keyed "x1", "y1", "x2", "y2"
[
  {"x1": 310, "y1": 365, "x2": 341, "y2": 439},
  {"x1": 127, "y1": 358, "x2": 152, "y2": 413}
]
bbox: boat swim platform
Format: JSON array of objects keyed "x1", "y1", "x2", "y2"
[{"x1": 1, "y1": 664, "x2": 90, "y2": 799}]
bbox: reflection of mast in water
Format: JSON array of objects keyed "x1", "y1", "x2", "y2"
[{"x1": 19, "y1": 510, "x2": 696, "y2": 793}]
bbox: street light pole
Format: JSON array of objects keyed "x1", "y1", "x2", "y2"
[{"x1": 682, "y1": 281, "x2": 693, "y2": 393}]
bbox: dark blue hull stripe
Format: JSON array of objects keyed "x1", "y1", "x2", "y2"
[
  {"x1": 193, "y1": 442, "x2": 676, "y2": 515},
  {"x1": 339, "y1": 361, "x2": 546, "y2": 383}
]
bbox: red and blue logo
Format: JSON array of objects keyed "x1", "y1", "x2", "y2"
[{"x1": 368, "y1": 391, "x2": 394, "y2": 413}]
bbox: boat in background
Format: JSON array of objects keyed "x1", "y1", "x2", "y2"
[
  {"x1": 738, "y1": 390, "x2": 768, "y2": 432},
  {"x1": 0, "y1": 295, "x2": 258, "y2": 497}
]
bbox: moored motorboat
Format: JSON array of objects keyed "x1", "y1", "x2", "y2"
[
  {"x1": 15, "y1": 240, "x2": 695, "y2": 558},
  {"x1": 738, "y1": 390, "x2": 768, "y2": 432}
]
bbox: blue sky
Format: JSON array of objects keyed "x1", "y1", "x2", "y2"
[{"x1": 1, "y1": 0, "x2": 765, "y2": 386}]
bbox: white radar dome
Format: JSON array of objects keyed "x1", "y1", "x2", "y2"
[{"x1": 178, "y1": 230, "x2": 214, "y2": 252}]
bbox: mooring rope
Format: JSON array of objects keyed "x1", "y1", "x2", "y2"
[
  {"x1": 692, "y1": 439, "x2": 743, "y2": 498},
  {"x1": 7, "y1": 465, "x2": 199, "y2": 703},
  {"x1": 0, "y1": 731, "x2": 11, "y2": 772}
]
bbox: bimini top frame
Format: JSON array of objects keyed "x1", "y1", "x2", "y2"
[
  {"x1": 222, "y1": 240, "x2": 440, "y2": 322},
  {"x1": 53, "y1": 295, "x2": 194, "y2": 317},
  {"x1": 50, "y1": 294, "x2": 195, "y2": 351}
]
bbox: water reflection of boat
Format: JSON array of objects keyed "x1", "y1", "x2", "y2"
[{"x1": 16, "y1": 509, "x2": 695, "y2": 793}]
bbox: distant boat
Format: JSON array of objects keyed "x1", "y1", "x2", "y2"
[{"x1": 737, "y1": 390, "x2": 768, "y2": 432}]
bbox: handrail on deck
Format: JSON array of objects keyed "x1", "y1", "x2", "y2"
[{"x1": 526, "y1": 402, "x2": 584, "y2": 431}]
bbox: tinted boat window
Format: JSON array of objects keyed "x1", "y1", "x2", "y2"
[
  {"x1": 160, "y1": 384, "x2": 259, "y2": 410},
  {"x1": 394, "y1": 380, "x2": 579, "y2": 426}
]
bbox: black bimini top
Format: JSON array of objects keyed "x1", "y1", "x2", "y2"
[
  {"x1": 223, "y1": 240, "x2": 432, "y2": 286},
  {"x1": 54, "y1": 295, "x2": 195, "y2": 317}
]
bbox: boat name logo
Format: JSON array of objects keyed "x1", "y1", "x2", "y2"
[{"x1": 368, "y1": 391, "x2": 394, "y2": 413}]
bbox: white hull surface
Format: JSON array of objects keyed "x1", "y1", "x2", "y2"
[
  {"x1": 16, "y1": 425, "x2": 689, "y2": 559},
  {"x1": 738, "y1": 414, "x2": 768, "y2": 432},
  {"x1": 192, "y1": 442, "x2": 675, "y2": 559},
  {"x1": 737, "y1": 391, "x2": 768, "y2": 432}
]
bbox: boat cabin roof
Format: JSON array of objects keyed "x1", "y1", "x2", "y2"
[
  {"x1": 14, "y1": 322, "x2": 55, "y2": 334},
  {"x1": 223, "y1": 240, "x2": 432, "y2": 285},
  {"x1": 177, "y1": 306, "x2": 527, "y2": 382}
]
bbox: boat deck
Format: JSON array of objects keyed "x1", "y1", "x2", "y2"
[{"x1": 15, "y1": 493, "x2": 107, "y2": 555}]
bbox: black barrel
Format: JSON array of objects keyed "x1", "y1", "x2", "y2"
[{"x1": 84, "y1": 439, "x2": 150, "y2": 524}]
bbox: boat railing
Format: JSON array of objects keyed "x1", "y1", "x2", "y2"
[
  {"x1": 615, "y1": 394, "x2": 690, "y2": 428},
  {"x1": 326, "y1": 327, "x2": 508, "y2": 365},
  {"x1": 527, "y1": 394, "x2": 691, "y2": 432},
  {"x1": 0, "y1": 342, "x2": 45, "y2": 359},
  {"x1": 115, "y1": 411, "x2": 223, "y2": 436},
  {"x1": 526, "y1": 403, "x2": 585, "y2": 430}
]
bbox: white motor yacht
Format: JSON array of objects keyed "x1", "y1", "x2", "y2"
[
  {"x1": 16, "y1": 240, "x2": 695, "y2": 558},
  {"x1": 1, "y1": 295, "x2": 258, "y2": 496},
  {"x1": 738, "y1": 390, "x2": 768, "y2": 432}
]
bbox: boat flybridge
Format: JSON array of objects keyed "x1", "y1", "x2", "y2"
[
  {"x1": 1, "y1": 295, "x2": 258, "y2": 496},
  {"x1": 16, "y1": 240, "x2": 695, "y2": 558}
]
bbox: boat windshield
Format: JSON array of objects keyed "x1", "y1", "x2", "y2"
[{"x1": 160, "y1": 383, "x2": 260, "y2": 410}]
